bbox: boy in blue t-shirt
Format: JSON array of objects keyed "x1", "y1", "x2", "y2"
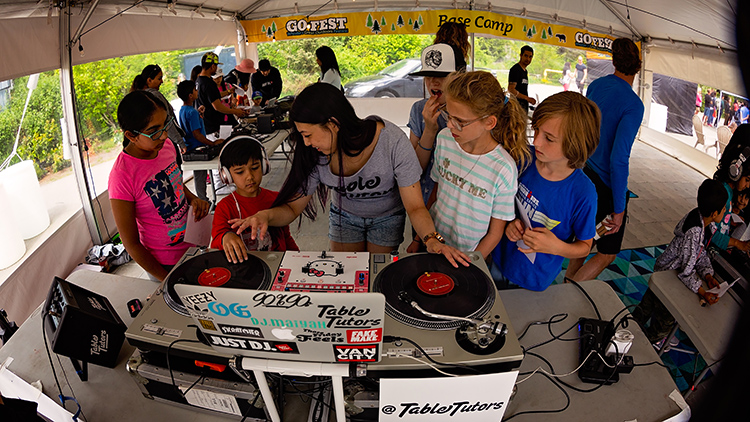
[
  {"x1": 491, "y1": 92, "x2": 600, "y2": 291},
  {"x1": 177, "y1": 80, "x2": 224, "y2": 201}
]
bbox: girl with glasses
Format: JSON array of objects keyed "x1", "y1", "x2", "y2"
[
  {"x1": 423, "y1": 71, "x2": 530, "y2": 259},
  {"x1": 109, "y1": 91, "x2": 210, "y2": 281}
]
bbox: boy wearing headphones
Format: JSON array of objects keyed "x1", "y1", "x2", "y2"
[{"x1": 210, "y1": 137, "x2": 298, "y2": 263}]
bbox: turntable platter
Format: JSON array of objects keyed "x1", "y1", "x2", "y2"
[
  {"x1": 164, "y1": 251, "x2": 272, "y2": 316},
  {"x1": 371, "y1": 254, "x2": 495, "y2": 330}
]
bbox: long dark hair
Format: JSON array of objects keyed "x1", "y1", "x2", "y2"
[
  {"x1": 272, "y1": 83, "x2": 378, "y2": 220},
  {"x1": 315, "y1": 46, "x2": 340, "y2": 77},
  {"x1": 117, "y1": 90, "x2": 166, "y2": 148},
  {"x1": 131, "y1": 64, "x2": 162, "y2": 92}
]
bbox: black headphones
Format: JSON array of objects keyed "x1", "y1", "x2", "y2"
[
  {"x1": 217, "y1": 134, "x2": 270, "y2": 186},
  {"x1": 729, "y1": 146, "x2": 750, "y2": 181}
]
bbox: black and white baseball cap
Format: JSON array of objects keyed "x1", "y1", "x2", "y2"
[{"x1": 410, "y1": 43, "x2": 460, "y2": 77}]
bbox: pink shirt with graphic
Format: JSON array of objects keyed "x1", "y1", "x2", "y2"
[{"x1": 108, "y1": 139, "x2": 192, "y2": 265}]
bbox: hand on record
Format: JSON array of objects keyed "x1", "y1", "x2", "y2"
[
  {"x1": 425, "y1": 239, "x2": 470, "y2": 268},
  {"x1": 699, "y1": 289, "x2": 719, "y2": 305},
  {"x1": 735, "y1": 240, "x2": 750, "y2": 252},
  {"x1": 191, "y1": 197, "x2": 210, "y2": 221},
  {"x1": 505, "y1": 219, "x2": 525, "y2": 242},
  {"x1": 518, "y1": 227, "x2": 559, "y2": 255},
  {"x1": 222, "y1": 233, "x2": 248, "y2": 263},
  {"x1": 229, "y1": 212, "x2": 269, "y2": 241}
]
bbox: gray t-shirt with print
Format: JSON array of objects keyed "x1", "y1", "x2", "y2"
[{"x1": 305, "y1": 119, "x2": 422, "y2": 218}]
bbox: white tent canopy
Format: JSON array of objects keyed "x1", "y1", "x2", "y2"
[{"x1": 0, "y1": 0, "x2": 742, "y2": 92}]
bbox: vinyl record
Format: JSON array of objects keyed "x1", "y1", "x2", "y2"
[
  {"x1": 372, "y1": 254, "x2": 495, "y2": 330},
  {"x1": 164, "y1": 251, "x2": 271, "y2": 316}
]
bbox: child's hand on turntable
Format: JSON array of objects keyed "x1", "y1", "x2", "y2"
[
  {"x1": 504, "y1": 219, "x2": 525, "y2": 242},
  {"x1": 519, "y1": 227, "x2": 561, "y2": 255},
  {"x1": 229, "y1": 213, "x2": 269, "y2": 241},
  {"x1": 425, "y1": 240, "x2": 470, "y2": 268},
  {"x1": 222, "y1": 232, "x2": 248, "y2": 264}
]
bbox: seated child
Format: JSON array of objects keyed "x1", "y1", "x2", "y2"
[
  {"x1": 632, "y1": 178, "x2": 726, "y2": 343},
  {"x1": 729, "y1": 189, "x2": 749, "y2": 238},
  {"x1": 177, "y1": 80, "x2": 224, "y2": 201},
  {"x1": 251, "y1": 91, "x2": 263, "y2": 113},
  {"x1": 210, "y1": 137, "x2": 298, "y2": 263},
  {"x1": 491, "y1": 91, "x2": 600, "y2": 291}
]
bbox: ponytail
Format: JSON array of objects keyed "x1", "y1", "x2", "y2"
[{"x1": 494, "y1": 96, "x2": 531, "y2": 171}]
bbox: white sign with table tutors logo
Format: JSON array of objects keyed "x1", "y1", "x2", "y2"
[{"x1": 379, "y1": 371, "x2": 518, "y2": 421}]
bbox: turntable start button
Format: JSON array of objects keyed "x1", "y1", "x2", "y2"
[{"x1": 416, "y1": 272, "x2": 455, "y2": 296}]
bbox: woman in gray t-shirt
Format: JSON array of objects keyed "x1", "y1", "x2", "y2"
[{"x1": 230, "y1": 83, "x2": 468, "y2": 267}]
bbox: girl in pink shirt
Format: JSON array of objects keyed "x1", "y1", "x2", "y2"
[{"x1": 108, "y1": 91, "x2": 210, "y2": 281}]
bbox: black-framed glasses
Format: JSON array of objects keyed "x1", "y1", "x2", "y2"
[
  {"x1": 438, "y1": 105, "x2": 488, "y2": 132},
  {"x1": 133, "y1": 116, "x2": 174, "y2": 141}
]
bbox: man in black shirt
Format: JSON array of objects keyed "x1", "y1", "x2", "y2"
[
  {"x1": 195, "y1": 52, "x2": 248, "y2": 134},
  {"x1": 508, "y1": 45, "x2": 535, "y2": 113},
  {"x1": 251, "y1": 59, "x2": 283, "y2": 106}
]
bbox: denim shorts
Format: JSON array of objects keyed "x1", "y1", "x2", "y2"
[{"x1": 329, "y1": 205, "x2": 405, "y2": 248}]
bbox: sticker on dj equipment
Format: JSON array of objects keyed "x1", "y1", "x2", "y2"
[
  {"x1": 198, "y1": 319, "x2": 217, "y2": 331},
  {"x1": 180, "y1": 291, "x2": 217, "y2": 314},
  {"x1": 333, "y1": 344, "x2": 379, "y2": 362},
  {"x1": 347, "y1": 328, "x2": 382, "y2": 343},
  {"x1": 297, "y1": 329, "x2": 344, "y2": 343},
  {"x1": 207, "y1": 334, "x2": 299, "y2": 354},
  {"x1": 180, "y1": 387, "x2": 242, "y2": 416},
  {"x1": 217, "y1": 324, "x2": 263, "y2": 338},
  {"x1": 379, "y1": 372, "x2": 518, "y2": 421}
]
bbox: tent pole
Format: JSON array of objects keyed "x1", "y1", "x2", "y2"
[{"x1": 59, "y1": 1, "x2": 103, "y2": 246}]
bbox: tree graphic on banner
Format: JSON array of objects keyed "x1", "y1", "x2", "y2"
[
  {"x1": 367, "y1": 14, "x2": 373, "y2": 27},
  {"x1": 271, "y1": 22, "x2": 277, "y2": 33},
  {"x1": 413, "y1": 20, "x2": 421, "y2": 31},
  {"x1": 371, "y1": 19, "x2": 382, "y2": 34},
  {"x1": 381, "y1": 16, "x2": 386, "y2": 27},
  {"x1": 397, "y1": 15, "x2": 405, "y2": 27},
  {"x1": 391, "y1": 23, "x2": 396, "y2": 31},
  {"x1": 418, "y1": 15, "x2": 424, "y2": 26},
  {"x1": 409, "y1": 18, "x2": 413, "y2": 25}
]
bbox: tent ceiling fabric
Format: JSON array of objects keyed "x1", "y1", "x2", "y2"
[{"x1": 0, "y1": 0, "x2": 741, "y2": 92}]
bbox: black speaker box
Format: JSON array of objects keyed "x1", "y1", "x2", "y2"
[
  {"x1": 257, "y1": 114, "x2": 274, "y2": 133},
  {"x1": 44, "y1": 277, "x2": 127, "y2": 368}
]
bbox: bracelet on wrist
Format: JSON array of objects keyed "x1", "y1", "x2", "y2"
[{"x1": 417, "y1": 138, "x2": 434, "y2": 152}]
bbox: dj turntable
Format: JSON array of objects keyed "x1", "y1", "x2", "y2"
[
  {"x1": 125, "y1": 248, "x2": 283, "y2": 361},
  {"x1": 367, "y1": 252, "x2": 524, "y2": 376}
]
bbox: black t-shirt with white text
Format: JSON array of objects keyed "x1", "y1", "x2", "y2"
[{"x1": 251, "y1": 67, "x2": 283, "y2": 105}]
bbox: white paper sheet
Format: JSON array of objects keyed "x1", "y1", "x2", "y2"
[
  {"x1": 514, "y1": 197, "x2": 536, "y2": 264},
  {"x1": 219, "y1": 125, "x2": 232, "y2": 140},
  {"x1": 0, "y1": 358, "x2": 77, "y2": 422},
  {"x1": 707, "y1": 280, "x2": 736, "y2": 297},
  {"x1": 184, "y1": 208, "x2": 213, "y2": 247}
]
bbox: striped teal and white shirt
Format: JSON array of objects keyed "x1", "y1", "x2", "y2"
[{"x1": 430, "y1": 127, "x2": 518, "y2": 251}]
